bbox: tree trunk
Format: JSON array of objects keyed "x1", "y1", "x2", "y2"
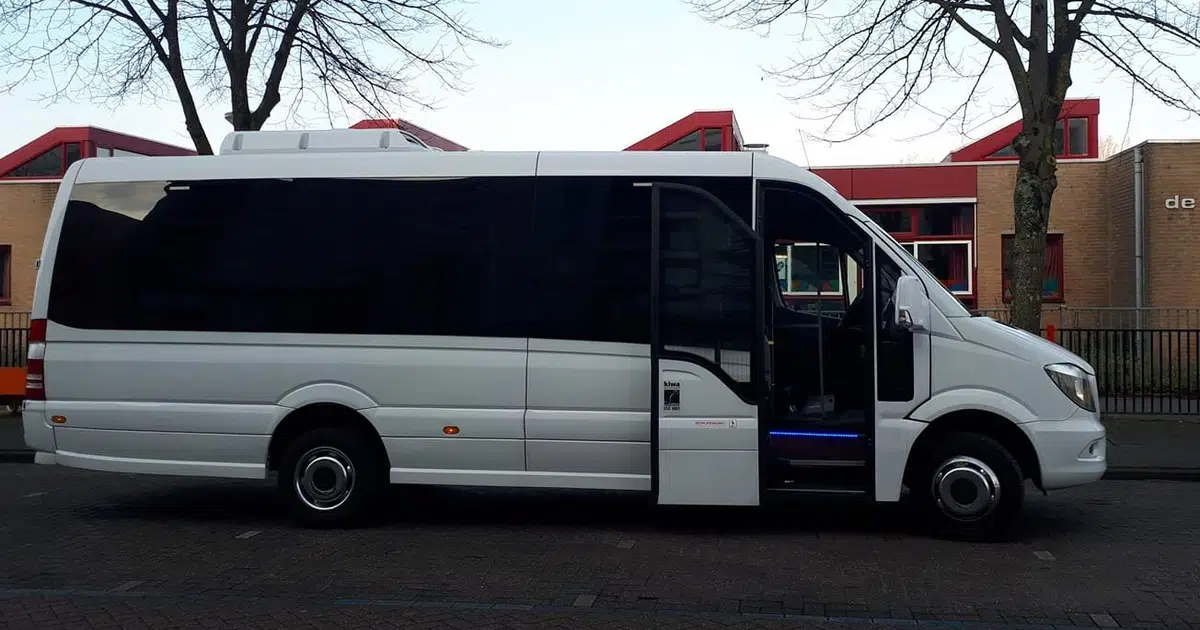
[
  {"x1": 167, "y1": 68, "x2": 214, "y2": 155},
  {"x1": 1008, "y1": 142, "x2": 1057, "y2": 334}
]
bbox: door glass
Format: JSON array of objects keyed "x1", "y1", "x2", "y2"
[
  {"x1": 876, "y1": 248, "x2": 915, "y2": 401},
  {"x1": 656, "y1": 184, "x2": 758, "y2": 397}
]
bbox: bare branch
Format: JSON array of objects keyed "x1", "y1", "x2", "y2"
[
  {"x1": 688, "y1": 0, "x2": 1200, "y2": 332},
  {"x1": 0, "y1": 0, "x2": 503, "y2": 153}
]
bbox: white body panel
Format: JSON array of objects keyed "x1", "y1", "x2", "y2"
[
  {"x1": 656, "y1": 359, "x2": 760, "y2": 506},
  {"x1": 22, "y1": 145, "x2": 1104, "y2": 507}
]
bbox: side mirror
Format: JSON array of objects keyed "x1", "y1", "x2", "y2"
[{"x1": 893, "y1": 275, "x2": 931, "y2": 333}]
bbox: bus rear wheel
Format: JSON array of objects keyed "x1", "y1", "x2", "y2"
[
  {"x1": 277, "y1": 426, "x2": 385, "y2": 528},
  {"x1": 912, "y1": 432, "x2": 1025, "y2": 541}
]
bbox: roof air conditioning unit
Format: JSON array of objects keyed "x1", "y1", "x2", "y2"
[{"x1": 218, "y1": 129, "x2": 436, "y2": 155}]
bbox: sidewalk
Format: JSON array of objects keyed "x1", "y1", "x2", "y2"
[
  {"x1": 2, "y1": 411, "x2": 1199, "y2": 478},
  {"x1": 1101, "y1": 415, "x2": 1200, "y2": 480}
]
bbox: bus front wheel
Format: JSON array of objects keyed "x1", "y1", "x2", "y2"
[
  {"x1": 911, "y1": 432, "x2": 1025, "y2": 541},
  {"x1": 277, "y1": 426, "x2": 385, "y2": 528}
]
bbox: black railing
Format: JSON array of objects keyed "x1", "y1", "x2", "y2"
[
  {"x1": 973, "y1": 308, "x2": 1200, "y2": 415},
  {"x1": 1059, "y1": 328, "x2": 1200, "y2": 415},
  {"x1": 1, "y1": 312, "x2": 30, "y2": 368}
]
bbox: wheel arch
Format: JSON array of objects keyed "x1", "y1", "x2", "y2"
[
  {"x1": 903, "y1": 409, "x2": 1043, "y2": 492},
  {"x1": 267, "y1": 402, "x2": 390, "y2": 472}
]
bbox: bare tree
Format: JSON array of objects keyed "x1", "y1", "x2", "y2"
[
  {"x1": 899, "y1": 151, "x2": 937, "y2": 163},
  {"x1": 1099, "y1": 134, "x2": 1127, "y2": 158},
  {"x1": 0, "y1": 0, "x2": 503, "y2": 154},
  {"x1": 689, "y1": 0, "x2": 1200, "y2": 333}
]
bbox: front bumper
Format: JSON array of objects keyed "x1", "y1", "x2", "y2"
[{"x1": 1023, "y1": 406, "x2": 1106, "y2": 490}]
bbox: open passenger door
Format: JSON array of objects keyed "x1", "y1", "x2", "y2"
[{"x1": 647, "y1": 182, "x2": 766, "y2": 506}]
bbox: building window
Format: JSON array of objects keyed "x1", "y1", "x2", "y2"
[
  {"x1": 1068, "y1": 118, "x2": 1089, "y2": 156},
  {"x1": 988, "y1": 144, "x2": 1017, "y2": 159},
  {"x1": 65, "y1": 142, "x2": 82, "y2": 168},
  {"x1": 97, "y1": 146, "x2": 114, "y2": 157},
  {"x1": 986, "y1": 116, "x2": 1091, "y2": 159},
  {"x1": 0, "y1": 245, "x2": 9, "y2": 305},
  {"x1": 0, "y1": 245, "x2": 10, "y2": 305},
  {"x1": 661, "y1": 131, "x2": 701, "y2": 151},
  {"x1": 703, "y1": 128, "x2": 723, "y2": 151},
  {"x1": 864, "y1": 205, "x2": 973, "y2": 239},
  {"x1": 859, "y1": 204, "x2": 976, "y2": 297},
  {"x1": 863, "y1": 208, "x2": 913, "y2": 236},
  {"x1": 917, "y1": 205, "x2": 973, "y2": 237},
  {"x1": 914, "y1": 241, "x2": 972, "y2": 294},
  {"x1": 4, "y1": 145, "x2": 66, "y2": 178},
  {"x1": 1001, "y1": 233, "x2": 1065, "y2": 302},
  {"x1": 111, "y1": 148, "x2": 147, "y2": 157},
  {"x1": 776, "y1": 243, "x2": 842, "y2": 295}
]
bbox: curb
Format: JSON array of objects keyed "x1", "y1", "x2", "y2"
[{"x1": 1102, "y1": 467, "x2": 1200, "y2": 481}]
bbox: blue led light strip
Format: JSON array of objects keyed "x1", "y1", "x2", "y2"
[{"x1": 768, "y1": 430, "x2": 860, "y2": 439}]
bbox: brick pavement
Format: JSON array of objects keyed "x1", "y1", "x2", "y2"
[
  {"x1": 0, "y1": 593, "x2": 1039, "y2": 630},
  {"x1": 1, "y1": 464, "x2": 1199, "y2": 629}
]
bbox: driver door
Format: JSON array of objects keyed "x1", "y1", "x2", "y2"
[{"x1": 872, "y1": 245, "x2": 933, "y2": 500}]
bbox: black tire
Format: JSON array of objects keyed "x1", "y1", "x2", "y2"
[
  {"x1": 910, "y1": 432, "x2": 1025, "y2": 541},
  {"x1": 277, "y1": 426, "x2": 386, "y2": 528}
]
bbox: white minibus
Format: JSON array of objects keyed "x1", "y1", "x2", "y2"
[{"x1": 22, "y1": 129, "x2": 1106, "y2": 539}]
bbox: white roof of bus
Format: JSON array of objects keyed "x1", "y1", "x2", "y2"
[{"x1": 69, "y1": 149, "x2": 834, "y2": 193}]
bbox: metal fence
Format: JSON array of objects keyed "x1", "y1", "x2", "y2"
[
  {"x1": 0, "y1": 312, "x2": 30, "y2": 368},
  {"x1": 974, "y1": 307, "x2": 1200, "y2": 415}
]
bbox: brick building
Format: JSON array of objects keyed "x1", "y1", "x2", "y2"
[
  {"x1": 2, "y1": 102, "x2": 1198, "y2": 316},
  {"x1": 626, "y1": 100, "x2": 1200, "y2": 316}
]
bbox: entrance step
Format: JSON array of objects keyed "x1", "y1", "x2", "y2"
[
  {"x1": 764, "y1": 481, "x2": 869, "y2": 498},
  {"x1": 768, "y1": 457, "x2": 871, "y2": 487},
  {"x1": 783, "y1": 458, "x2": 865, "y2": 468}
]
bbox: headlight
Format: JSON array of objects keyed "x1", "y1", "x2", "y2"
[{"x1": 1044, "y1": 363, "x2": 1097, "y2": 412}]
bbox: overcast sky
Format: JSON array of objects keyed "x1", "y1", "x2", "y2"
[{"x1": 3, "y1": 0, "x2": 1200, "y2": 167}]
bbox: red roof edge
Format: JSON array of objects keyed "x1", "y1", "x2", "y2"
[
  {"x1": 0, "y1": 126, "x2": 195, "y2": 178},
  {"x1": 350, "y1": 118, "x2": 469, "y2": 151},
  {"x1": 946, "y1": 98, "x2": 1101, "y2": 162},
  {"x1": 625, "y1": 111, "x2": 736, "y2": 151}
]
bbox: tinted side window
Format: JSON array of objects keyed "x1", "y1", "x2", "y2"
[
  {"x1": 529, "y1": 177, "x2": 652, "y2": 344},
  {"x1": 528, "y1": 176, "x2": 752, "y2": 345},
  {"x1": 49, "y1": 177, "x2": 534, "y2": 338}
]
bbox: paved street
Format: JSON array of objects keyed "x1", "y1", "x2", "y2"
[{"x1": 1, "y1": 465, "x2": 1199, "y2": 629}]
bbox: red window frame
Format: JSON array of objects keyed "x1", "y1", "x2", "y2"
[
  {"x1": 1001, "y1": 233, "x2": 1065, "y2": 303},
  {"x1": 860, "y1": 204, "x2": 977, "y2": 301},
  {"x1": 985, "y1": 116, "x2": 1095, "y2": 160},
  {"x1": 2, "y1": 142, "x2": 83, "y2": 179},
  {"x1": 860, "y1": 205, "x2": 974, "y2": 241},
  {"x1": 1064, "y1": 117, "x2": 1090, "y2": 157}
]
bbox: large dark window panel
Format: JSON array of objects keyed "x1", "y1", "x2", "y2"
[
  {"x1": 528, "y1": 176, "x2": 752, "y2": 345},
  {"x1": 49, "y1": 177, "x2": 535, "y2": 337}
]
